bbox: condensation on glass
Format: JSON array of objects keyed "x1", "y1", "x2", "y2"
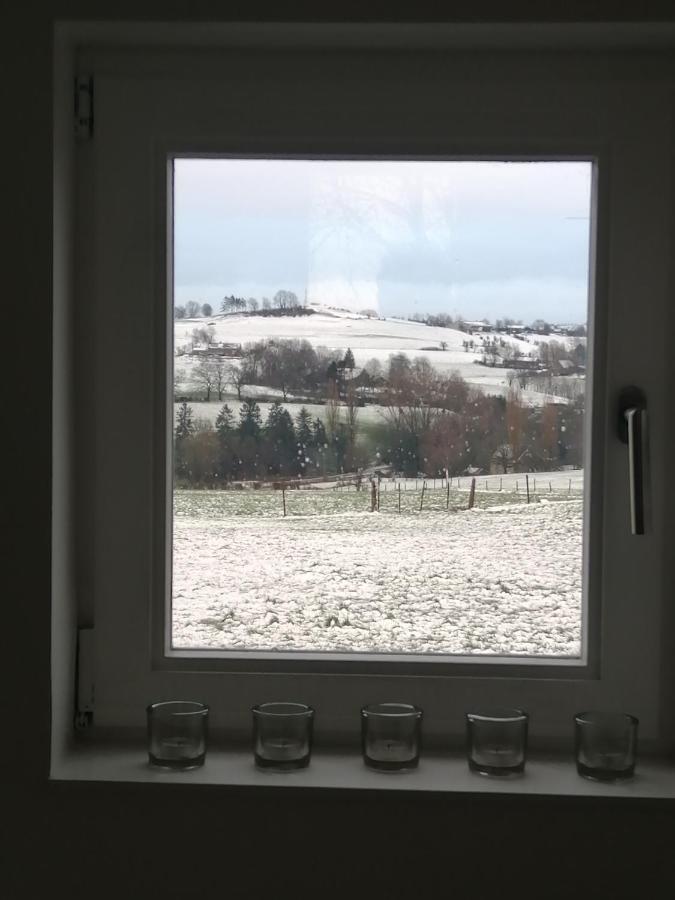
[{"x1": 170, "y1": 158, "x2": 592, "y2": 659}]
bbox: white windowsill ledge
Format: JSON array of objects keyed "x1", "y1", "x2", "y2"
[{"x1": 51, "y1": 744, "x2": 675, "y2": 799}]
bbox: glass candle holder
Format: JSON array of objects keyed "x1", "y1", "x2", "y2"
[
  {"x1": 147, "y1": 700, "x2": 209, "y2": 770},
  {"x1": 574, "y1": 711, "x2": 638, "y2": 781},
  {"x1": 361, "y1": 703, "x2": 423, "y2": 771},
  {"x1": 466, "y1": 708, "x2": 529, "y2": 776},
  {"x1": 252, "y1": 702, "x2": 314, "y2": 770}
]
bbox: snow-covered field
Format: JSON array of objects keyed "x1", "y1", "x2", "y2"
[
  {"x1": 172, "y1": 484, "x2": 583, "y2": 657},
  {"x1": 175, "y1": 306, "x2": 585, "y2": 407}
]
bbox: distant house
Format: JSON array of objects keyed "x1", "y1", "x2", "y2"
[
  {"x1": 504, "y1": 357, "x2": 541, "y2": 370},
  {"x1": 463, "y1": 320, "x2": 493, "y2": 333},
  {"x1": 555, "y1": 359, "x2": 583, "y2": 375},
  {"x1": 344, "y1": 368, "x2": 372, "y2": 388},
  {"x1": 190, "y1": 342, "x2": 241, "y2": 358}
]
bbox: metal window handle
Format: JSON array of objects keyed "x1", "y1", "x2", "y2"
[{"x1": 617, "y1": 387, "x2": 647, "y2": 535}]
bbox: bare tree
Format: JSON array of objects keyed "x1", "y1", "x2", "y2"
[
  {"x1": 505, "y1": 388, "x2": 526, "y2": 465},
  {"x1": 185, "y1": 300, "x2": 200, "y2": 318},
  {"x1": 259, "y1": 338, "x2": 317, "y2": 400},
  {"x1": 193, "y1": 361, "x2": 216, "y2": 401},
  {"x1": 191, "y1": 325, "x2": 215, "y2": 347},
  {"x1": 228, "y1": 362, "x2": 252, "y2": 401},
  {"x1": 382, "y1": 355, "x2": 443, "y2": 437},
  {"x1": 273, "y1": 289, "x2": 299, "y2": 310},
  {"x1": 248, "y1": 297, "x2": 259, "y2": 312},
  {"x1": 492, "y1": 443, "x2": 514, "y2": 474},
  {"x1": 243, "y1": 340, "x2": 267, "y2": 380},
  {"x1": 173, "y1": 366, "x2": 186, "y2": 394},
  {"x1": 343, "y1": 381, "x2": 360, "y2": 471},
  {"x1": 363, "y1": 357, "x2": 383, "y2": 379},
  {"x1": 324, "y1": 377, "x2": 342, "y2": 441},
  {"x1": 212, "y1": 359, "x2": 227, "y2": 401},
  {"x1": 420, "y1": 410, "x2": 464, "y2": 475}
]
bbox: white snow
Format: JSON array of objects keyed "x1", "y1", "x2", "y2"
[
  {"x1": 172, "y1": 485, "x2": 583, "y2": 657},
  {"x1": 174, "y1": 308, "x2": 585, "y2": 406}
]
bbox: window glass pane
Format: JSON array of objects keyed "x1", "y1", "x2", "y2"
[{"x1": 171, "y1": 158, "x2": 591, "y2": 658}]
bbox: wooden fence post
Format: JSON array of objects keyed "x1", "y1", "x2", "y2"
[
  {"x1": 419, "y1": 481, "x2": 427, "y2": 511},
  {"x1": 446, "y1": 479, "x2": 450, "y2": 510},
  {"x1": 282, "y1": 489, "x2": 286, "y2": 517},
  {"x1": 468, "y1": 477, "x2": 476, "y2": 509},
  {"x1": 398, "y1": 483, "x2": 401, "y2": 513},
  {"x1": 525, "y1": 474, "x2": 530, "y2": 504}
]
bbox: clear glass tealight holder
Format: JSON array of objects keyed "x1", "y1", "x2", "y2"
[
  {"x1": 574, "y1": 711, "x2": 638, "y2": 782},
  {"x1": 466, "y1": 708, "x2": 529, "y2": 776},
  {"x1": 147, "y1": 700, "x2": 209, "y2": 770},
  {"x1": 361, "y1": 703, "x2": 423, "y2": 771},
  {"x1": 252, "y1": 702, "x2": 314, "y2": 770}
]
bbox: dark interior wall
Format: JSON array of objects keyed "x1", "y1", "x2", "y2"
[{"x1": 6, "y1": 4, "x2": 675, "y2": 898}]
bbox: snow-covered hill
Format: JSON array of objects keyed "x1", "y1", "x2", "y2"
[{"x1": 174, "y1": 304, "x2": 585, "y2": 406}]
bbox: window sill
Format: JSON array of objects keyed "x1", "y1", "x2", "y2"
[{"x1": 51, "y1": 742, "x2": 675, "y2": 799}]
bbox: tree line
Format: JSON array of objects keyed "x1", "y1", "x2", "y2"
[
  {"x1": 376, "y1": 354, "x2": 583, "y2": 477},
  {"x1": 175, "y1": 400, "x2": 347, "y2": 484},
  {"x1": 174, "y1": 352, "x2": 584, "y2": 486},
  {"x1": 178, "y1": 339, "x2": 359, "y2": 403},
  {"x1": 175, "y1": 289, "x2": 308, "y2": 320},
  {"x1": 175, "y1": 301, "x2": 213, "y2": 319}
]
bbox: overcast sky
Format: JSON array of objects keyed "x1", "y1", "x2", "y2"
[{"x1": 174, "y1": 158, "x2": 592, "y2": 324}]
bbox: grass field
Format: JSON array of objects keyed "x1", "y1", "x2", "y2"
[{"x1": 173, "y1": 482, "x2": 583, "y2": 657}]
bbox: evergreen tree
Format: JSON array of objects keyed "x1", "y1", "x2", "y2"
[
  {"x1": 174, "y1": 401, "x2": 194, "y2": 481},
  {"x1": 309, "y1": 416, "x2": 328, "y2": 475},
  {"x1": 343, "y1": 347, "x2": 355, "y2": 369},
  {"x1": 215, "y1": 403, "x2": 234, "y2": 437},
  {"x1": 295, "y1": 407, "x2": 313, "y2": 449},
  {"x1": 294, "y1": 406, "x2": 314, "y2": 474},
  {"x1": 238, "y1": 399, "x2": 261, "y2": 440},
  {"x1": 313, "y1": 418, "x2": 327, "y2": 447},
  {"x1": 215, "y1": 404, "x2": 237, "y2": 481},
  {"x1": 175, "y1": 401, "x2": 194, "y2": 439},
  {"x1": 264, "y1": 402, "x2": 296, "y2": 474}
]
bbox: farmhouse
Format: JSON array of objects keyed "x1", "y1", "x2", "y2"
[
  {"x1": 505, "y1": 357, "x2": 541, "y2": 370},
  {"x1": 190, "y1": 341, "x2": 241, "y2": 358},
  {"x1": 462, "y1": 319, "x2": 493, "y2": 333}
]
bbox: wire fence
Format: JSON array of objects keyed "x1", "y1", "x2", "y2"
[{"x1": 175, "y1": 472, "x2": 584, "y2": 519}]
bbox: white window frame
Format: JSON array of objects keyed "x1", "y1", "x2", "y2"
[{"x1": 59, "y1": 27, "x2": 674, "y2": 752}]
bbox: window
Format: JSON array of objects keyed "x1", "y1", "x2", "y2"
[
  {"x1": 68, "y1": 38, "x2": 672, "y2": 747},
  {"x1": 171, "y1": 157, "x2": 591, "y2": 660}
]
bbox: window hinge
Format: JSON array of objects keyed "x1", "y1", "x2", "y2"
[
  {"x1": 74, "y1": 75, "x2": 94, "y2": 140},
  {"x1": 75, "y1": 627, "x2": 95, "y2": 730}
]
